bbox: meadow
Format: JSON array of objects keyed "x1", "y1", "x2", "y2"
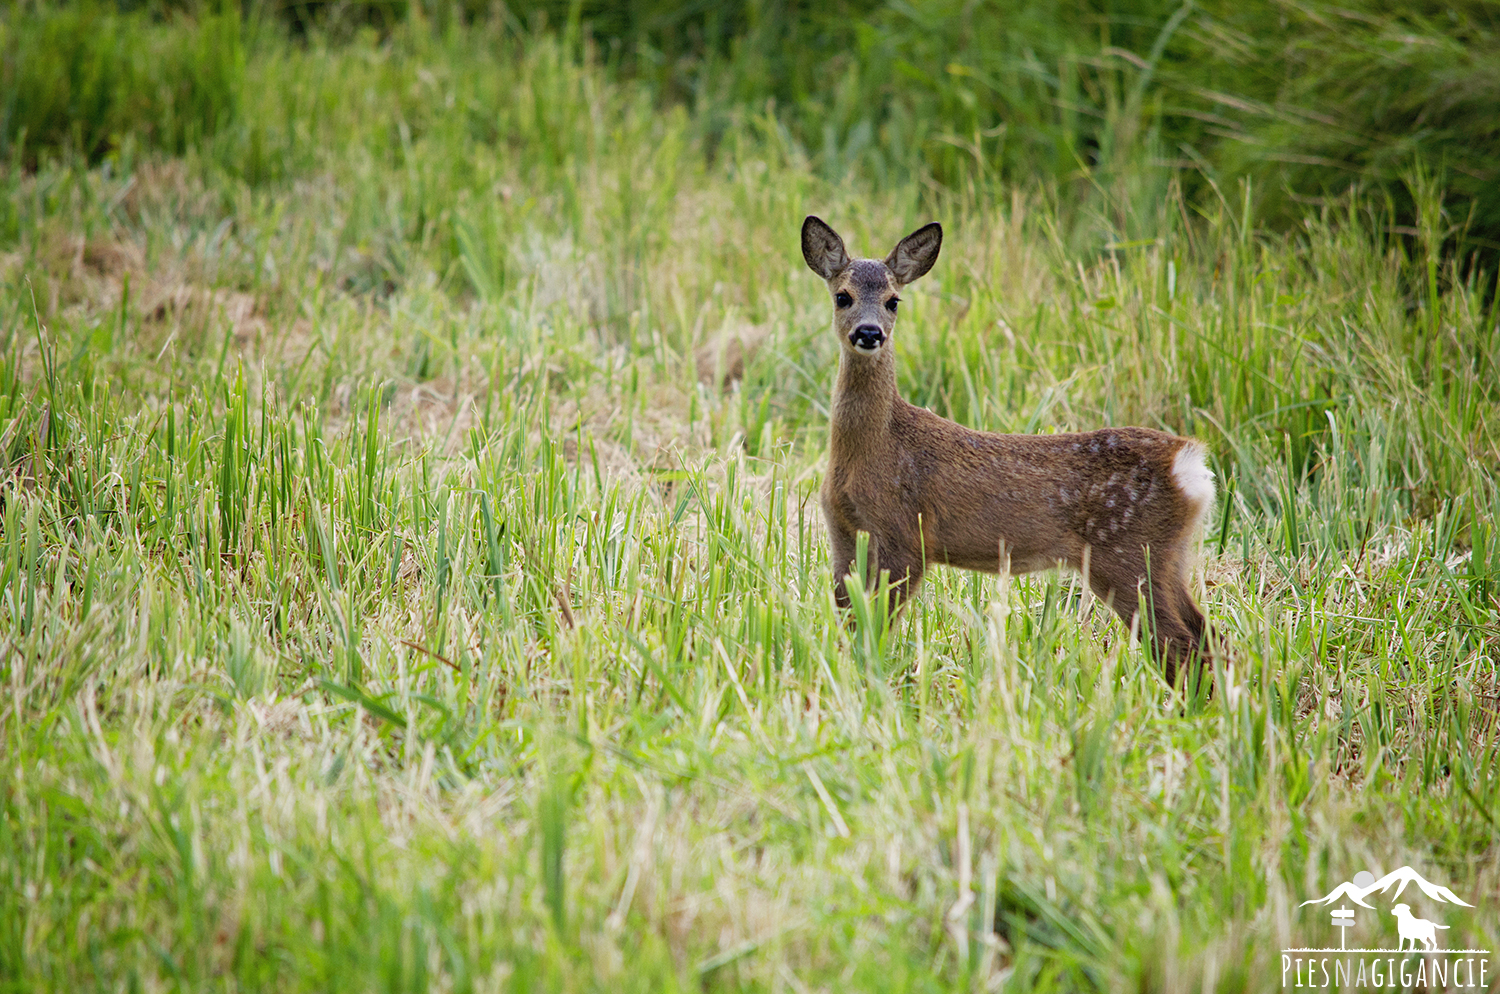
[{"x1": 2, "y1": 3, "x2": 1499, "y2": 991}]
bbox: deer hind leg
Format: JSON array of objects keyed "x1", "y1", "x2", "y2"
[
  {"x1": 1087, "y1": 547, "x2": 1210, "y2": 686},
  {"x1": 1147, "y1": 577, "x2": 1213, "y2": 688}
]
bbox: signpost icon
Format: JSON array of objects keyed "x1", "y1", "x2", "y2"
[{"x1": 1331, "y1": 908, "x2": 1355, "y2": 949}]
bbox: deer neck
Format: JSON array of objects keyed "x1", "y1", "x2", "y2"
[{"x1": 830, "y1": 349, "x2": 899, "y2": 464}]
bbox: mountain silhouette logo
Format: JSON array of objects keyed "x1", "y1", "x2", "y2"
[{"x1": 1299, "y1": 866, "x2": 1475, "y2": 912}]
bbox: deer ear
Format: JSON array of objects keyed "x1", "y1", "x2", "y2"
[
  {"x1": 802, "y1": 216, "x2": 851, "y2": 280},
  {"x1": 885, "y1": 222, "x2": 942, "y2": 285}
]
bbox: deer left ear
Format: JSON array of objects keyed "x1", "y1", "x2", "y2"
[{"x1": 885, "y1": 222, "x2": 942, "y2": 285}]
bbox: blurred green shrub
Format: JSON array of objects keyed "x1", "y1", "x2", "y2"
[
  {"x1": 4, "y1": 0, "x2": 1496, "y2": 253},
  {"x1": 524, "y1": 0, "x2": 1499, "y2": 252},
  {"x1": 1204, "y1": 0, "x2": 1500, "y2": 251},
  {"x1": 0, "y1": 0, "x2": 244, "y2": 167}
]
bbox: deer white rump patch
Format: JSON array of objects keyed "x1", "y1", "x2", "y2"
[{"x1": 1171, "y1": 441, "x2": 1215, "y2": 534}]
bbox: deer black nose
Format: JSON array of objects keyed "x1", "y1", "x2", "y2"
[{"x1": 849, "y1": 325, "x2": 885, "y2": 351}]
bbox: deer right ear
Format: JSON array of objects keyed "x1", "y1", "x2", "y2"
[{"x1": 802, "y1": 216, "x2": 850, "y2": 280}]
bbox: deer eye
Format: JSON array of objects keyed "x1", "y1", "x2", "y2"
[
  {"x1": 834, "y1": 291, "x2": 853, "y2": 308},
  {"x1": 885, "y1": 296, "x2": 900, "y2": 313}
]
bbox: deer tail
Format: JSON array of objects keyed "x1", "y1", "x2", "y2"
[{"x1": 1171, "y1": 440, "x2": 1215, "y2": 537}]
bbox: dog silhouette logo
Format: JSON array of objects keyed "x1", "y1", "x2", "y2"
[{"x1": 1391, "y1": 904, "x2": 1450, "y2": 952}]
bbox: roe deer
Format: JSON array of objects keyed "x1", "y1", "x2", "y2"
[{"x1": 801, "y1": 215, "x2": 1217, "y2": 684}]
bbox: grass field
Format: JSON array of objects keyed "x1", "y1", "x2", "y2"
[{"x1": 2, "y1": 7, "x2": 1499, "y2": 992}]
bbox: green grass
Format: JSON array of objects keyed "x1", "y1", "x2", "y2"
[{"x1": 2, "y1": 10, "x2": 1499, "y2": 993}]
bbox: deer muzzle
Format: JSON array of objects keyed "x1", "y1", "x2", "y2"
[{"x1": 849, "y1": 325, "x2": 885, "y2": 352}]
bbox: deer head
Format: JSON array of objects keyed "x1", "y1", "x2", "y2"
[{"x1": 801, "y1": 216, "x2": 942, "y2": 356}]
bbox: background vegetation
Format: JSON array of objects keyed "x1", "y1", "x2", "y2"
[
  {"x1": 5, "y1": 0, "x2": 1499, "y2": 253},
  {"x1": 1, "y1": 1, "x2": 1497, "y2": 990}
]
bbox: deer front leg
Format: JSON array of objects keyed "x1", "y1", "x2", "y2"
[
  {"x1": 829, "y1": 525, "x2": 925, "y2": 616},
  {"x1": 876, "y1": 542, "x2": 925, "y2": 613},
  {"x1": 829, "y1": 522, "x2": 858, "y2": 610},
  {"x1": 829, "y1": 524, "x2": 886, "y2": 610}
]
